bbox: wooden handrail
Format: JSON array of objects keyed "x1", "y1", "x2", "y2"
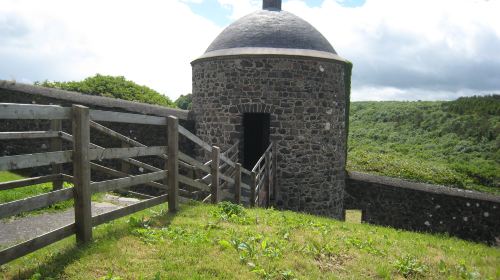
[
  {"x1": 60, "y1": 132, "x2": 161, "y2": 171},
  {"x1": 90, "y1": 121, "x2": 150, "y2": 151},
  {"x1": 89, "y1": 108, "x2": 166, "y2": 125},
  {"x1": 0, "y1": 103, "x2": 71, "y2": 120},
  {"x1": 90, "y1": 162, "x2": 166, "y2": 190},
  {"x1": 251, "y1": 143, "x2": 273, "y2": 173},
  {"x1": 0, "y1": 151, "x2": 73, "y2": 171},
  {"x1": 178, "y1": 126, "x2": 212, "y2": 152},
  {"x1": 88, "y1": 146, "x2": 167, "y2": 161},
  {"x1": 241, "y1": 167, "x2": 252, "y2": 176},
  {"x1": 179, "y1": 152, "x2": 211, "y2": 174},
  {"x1": 0, "y1": 131, "x2": 60, "y2": 140},
  {"x1": 223, "y1": 140, "x2": 239, "y2": 156},
  {"x1": 91, "y1": 120, "x2": 206, "y2": 174},
  {"x1": 90, "y1": 170, "x2": 167, "y2": 193}
]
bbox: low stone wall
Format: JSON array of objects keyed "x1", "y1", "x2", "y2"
[{"x1": 345, "y1": 171, "x2": 500, "y2": 245}]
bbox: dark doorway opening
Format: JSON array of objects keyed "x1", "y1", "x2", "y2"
[{"x1": 243, "y1": 113, "x2": 270, "y2": 169}]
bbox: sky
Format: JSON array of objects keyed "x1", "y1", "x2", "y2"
[{"x1": 0, "y1": 0, "x2": 499, "y2": 101}]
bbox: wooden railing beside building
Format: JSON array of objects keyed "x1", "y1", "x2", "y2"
[{"x1": 0, "y1": 103, "x2": 276, "y2": 265}]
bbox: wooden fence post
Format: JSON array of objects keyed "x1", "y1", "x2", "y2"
[
  {"x1": 50, "y1": 119, "x2": 63, "y2": 190},
  {"x1": 250, "y1": 171, "x2": 256, "y2": 207},
  {"x1": 272, "y1": 141, "x2": 278, "y2": 201},
  {"x1": 265, "y1": 148, "x2": 271, "y2": 207},
  {"x1": 234, "y1": 163, "x2": 241, "y2": 204},
  {"x1": 211, "y1": 146, "x2": 220, "y2": 204},
  {"x1": 72, "y1": 105, "x2": 92, "y2": 243},
  {"x1": 167, "y1": 116, "x2": 179, "y2": 213}
]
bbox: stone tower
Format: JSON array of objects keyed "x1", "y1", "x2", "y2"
[{"x1": 191, "y1": 0, "x2": 350, "y2": 218}]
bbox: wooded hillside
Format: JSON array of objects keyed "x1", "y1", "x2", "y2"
[{"x1": 348, "y1": 95, "x2": 499, "y2": 194}]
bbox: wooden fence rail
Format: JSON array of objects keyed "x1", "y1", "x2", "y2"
[
  {"x1": 249, "y1": 142, "x2": 275, "y2": 207},
  {"x1": 0, "y1": 102, "x2": 275, "y2": 265}
]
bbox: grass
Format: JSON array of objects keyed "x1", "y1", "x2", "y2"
[
  {"x1": 1, "y1": 202, "x2": 498, "y2": 279},
  {"x1": 0, "y1": 171, "x2": 104, "y2": 217}
]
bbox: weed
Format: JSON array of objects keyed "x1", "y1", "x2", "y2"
[
  {"x1": 211, "y1": 201, "x2": 247, "y2": 222},
  {"x1": 394, "y1": 255, "x2": 427, "y2": 278},
  {"x1": 279, "y1": 269, "x2": 297, "y2": 280},
  {"x1": 128, "y1": 216, "x2": 153, "y2": 229},
  {"x1": 217, "y1": 239, "x2": 232, "y2": 250},
  {"x1": 28, "y1": 273, "x2": 42, "y2": 280},
  {"x1": 344, "y1": 236, "x2": 386, "y2": 256},
  {"x1": 99, "y1": 271, "x2": 123, "y2": 280},
  {"x1": 456, "y1": 260, "x2": 481, "y2": 280}
]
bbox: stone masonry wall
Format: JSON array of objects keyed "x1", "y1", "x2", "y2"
[
  {"x1": 345, "y1": 171, "x2": 500, "y2": 245},
  {"x1": 192, "y1": 55, "x2": 347, "y2": 218}
]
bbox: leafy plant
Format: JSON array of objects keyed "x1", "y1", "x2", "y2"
[
  {"x1": 393, "y1": 255, "x2": 427, "y2": 278},
  {"x1": 211, "y1": 201, "x2": 247, "y2": 222},
  {"x1": 344, "y1": 236, "x2": 385, "y2": 256},
  {"x1": 456, "y1": 260, "x2": 481, "y2": 280},
  {"x1": 99, "y1": 271, "x2": 123, "y2": 280}
]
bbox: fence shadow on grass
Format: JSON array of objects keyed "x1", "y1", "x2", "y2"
[{"x1": 9, "y1": 205, "x2": 180, "y2": 280}]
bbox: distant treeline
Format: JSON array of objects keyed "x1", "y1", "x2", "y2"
[{"x1": 442, "y1": 94, "x2": 500, "y2": 116}]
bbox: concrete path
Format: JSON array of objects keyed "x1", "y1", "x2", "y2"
[{"x1": 0, "y1": 195, "x2": 140, "y2": 248}]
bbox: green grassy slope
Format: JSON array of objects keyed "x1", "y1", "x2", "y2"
[
  {"x1": 1, "y1": 202, "x2": 498, "y2": 279},
  {"x1": 347, "y1": 95, "x2": 499, "y2": 194}
]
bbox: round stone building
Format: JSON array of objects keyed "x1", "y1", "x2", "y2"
[{"x1": 191, "y1": 0, "x2": 350, "y2": 218}]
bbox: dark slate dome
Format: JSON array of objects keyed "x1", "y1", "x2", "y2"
[{"x1": 205, "y1": 9, "x2": 337, "y2": 55}]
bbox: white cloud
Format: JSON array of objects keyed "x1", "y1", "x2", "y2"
[
  {"x1": 283, "y1": 0, "x2": 500, "y2": 100},
  {"x1": 0, "y1": 0, "x2": 222, "y2": 99},
  {"x1": 217, "y1": 0, "x2": 260, "y2": 19},
  {"x1": 1, "y1": 0, "x2": 499, "y2": 101}
]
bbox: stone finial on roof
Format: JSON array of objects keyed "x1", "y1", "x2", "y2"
[{"x1": 263, "y1": 0, "x2": 281, "y2": 10}]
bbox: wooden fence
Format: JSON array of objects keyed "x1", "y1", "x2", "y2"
[{"x1": 0, "y1": 103, "x2": 275, "y2": 265}]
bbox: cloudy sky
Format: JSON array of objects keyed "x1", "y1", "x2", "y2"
[{"x1": 0, "y1": 0, "x2": 499, "y2": 101}]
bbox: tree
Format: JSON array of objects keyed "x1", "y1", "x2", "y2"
[
  {"x1": 175, "y1": 94, "x2": 192, "y2": 110},
  {"x1": 35, "y1": 74, "x2": 176, "y2": 108}
]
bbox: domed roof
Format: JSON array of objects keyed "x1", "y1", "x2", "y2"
[
  {"x1": 196, "y1": 1, "x2": 344, "y2": 61},
  {"x1": 205, "y1": 9, "x2": 336, "y2": 54}
]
